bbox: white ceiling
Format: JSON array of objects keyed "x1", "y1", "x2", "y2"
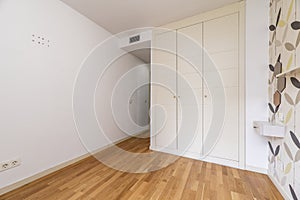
[{"x1": 61, "y1": 0, "x2": 240, "y2": 34}]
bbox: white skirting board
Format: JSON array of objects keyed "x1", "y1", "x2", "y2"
[
  {"x1": 150, "y1": 145, "x2": 240, "y2": 169},
  {"x1": 246, "y1": 165, "x2": 268, "y2": 174},
  {"x1": 0, "y1": 152, "x2": 91, "y2": 196},
  {"x1": 0, "y1": 129, "x2": 149, "y2": 196},
  {"x1": 150, "y1": 145, "x2": 273, "y2": 176}
]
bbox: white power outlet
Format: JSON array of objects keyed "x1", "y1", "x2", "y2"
[
  {"x1": 10, "y1": 158, "x2": 21, "y2": 167},
  {"x1": 0, "y1": 162, "x2": 11, "y2": 172},
  {"x1": 0, "y1": 158, "x2": 21, "y2": 172}
]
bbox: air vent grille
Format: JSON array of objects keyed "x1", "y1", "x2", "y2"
[{"x1": 129, "y1": 35, "x2": 140, "y2": 44}]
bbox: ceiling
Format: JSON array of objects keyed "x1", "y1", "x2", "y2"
[{"x1": 61, "y1": 0, "x2": 240, "y2": 34}]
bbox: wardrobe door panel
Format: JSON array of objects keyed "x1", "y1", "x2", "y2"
[
  {"x1": 203, "y1": 13, "x2": 239, "y2": 161},
  {"x1": 177, "y1": 24, "x2": 203, "y2": 154},
  {"x1": 208, "y1": 51, "x2": 238, "y2": 70},
  {"x1": 204, "y1": 68, "x2": 238, "y2": 88},
  {"x1": 152, "y1": 31, "x2": 177, "y2": 149},
  {"x1": 203, "y1": 14, "x2": 239, "y2": 53},
  {"x1": 203, "y1": 87, "x2": 239, "y2": 160}
]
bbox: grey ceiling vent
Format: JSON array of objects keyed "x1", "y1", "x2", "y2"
[{"x1": 129, "y1": 35, "x2": 140, "y2": 44}]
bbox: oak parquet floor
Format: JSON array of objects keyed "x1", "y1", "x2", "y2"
[{"x1": 0, "y1": 136, "x2": 283, "y2": 200}]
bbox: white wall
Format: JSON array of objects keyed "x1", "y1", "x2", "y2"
[
  {"x1": 95, "y1": 62, "x2": 150, "y2": 140},
  {"x1": 0, "y1": 0, "x2": 144, "y2": 189},
  {"x1": 133, "y1": 64, "x2": 150, "y2": 126},
  {"x1": 245, "y1": 0, "x2": 270, "y2": 171},
  {"x1": 128, "y1": 64, "x2": 150, "y2": 128}
]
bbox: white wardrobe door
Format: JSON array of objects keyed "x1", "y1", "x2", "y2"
[
  {"x1": 203, "y1": 13, "x2": 239, "y2": 161},
  {"x1": 152, "y1": 31, "x2": 177, "y2": 149},
  {"x1": 177, "y1": 24, "x2": 203, "y2": 154}
]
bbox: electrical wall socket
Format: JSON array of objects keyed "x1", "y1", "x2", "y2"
[
  {"x1": 10, "y1": 158, "x2": 21, "y2": 167},
  {"x1": 0, "y1": 158, "x2": 21, "y2": 172}
]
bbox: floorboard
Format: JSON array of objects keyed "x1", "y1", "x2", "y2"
[{"x1": 0, "y1": 137, "x2": 283, "y2": 200}]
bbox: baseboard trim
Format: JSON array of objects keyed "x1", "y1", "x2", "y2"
[
  {"x1": 150, "y1": 145, "x2": 240, "y2": 169},
  {"x1": 202, "y1": 156, "x2": 239, "y2": 169},
  {"x1": 0, "y1": 133, "x2": 143, "y2": 196},
  {"x1": 0, "y1": 153, "x2": 90, "y2": 196},
  {"x1": 246, "y1": 165, "x2": 267, "y2": 174},
  {"x1": 130, "y1": 129, "x2": 150, "y2": 138},
  {"x1": 150, "y1": 146, "x2": 273, "y2": 175},
  {"x1": 268, "y1": 173, "x2": 290, "y2": 200}
]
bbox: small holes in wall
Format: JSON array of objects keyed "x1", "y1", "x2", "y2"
[{"x1": 32, "y1": 34, "x2": 51, "y2": 48}]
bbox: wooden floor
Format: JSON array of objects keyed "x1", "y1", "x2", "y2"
[{"x1": 1, "y1": 137, "x2": 283, "y2": 200}]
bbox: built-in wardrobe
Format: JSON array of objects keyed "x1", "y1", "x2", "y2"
[{"x1": 150, "y1": 2, "x2": 245, "y2": 168}]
